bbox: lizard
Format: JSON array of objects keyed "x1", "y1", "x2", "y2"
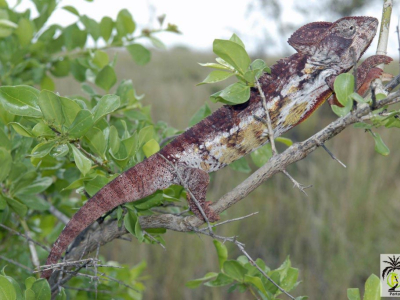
[{"x1": 42, "y1": 16, "x2": 392, "y2": 279}]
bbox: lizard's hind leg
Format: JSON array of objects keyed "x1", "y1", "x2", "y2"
[{"x1": 180, "y1": 167, "x2": 219, "y2": 222}]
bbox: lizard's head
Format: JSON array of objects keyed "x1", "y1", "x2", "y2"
[{"x1": 289, "y1": 16, "x2": 378, "y2": 71}]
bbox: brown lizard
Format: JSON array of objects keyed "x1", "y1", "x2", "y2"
[{"x1": 43, "y1": 16, "x2": 392, "y2": 279}]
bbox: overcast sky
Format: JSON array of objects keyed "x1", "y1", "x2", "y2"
[{"x1": 9, "y1": 0, "x2": 399, "y2": 58}]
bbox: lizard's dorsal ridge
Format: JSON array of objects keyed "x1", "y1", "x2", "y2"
[{"x1": 288, "y1": 21, "x2": 332, "y2": 54}]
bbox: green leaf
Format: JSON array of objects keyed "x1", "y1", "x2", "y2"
[
  {"x1": 95, "y1": 65, "x2": 117, "y2": 91},
  {"x1": 92, "y1": 94, "x2": 120, "y2": 123},
  {"x1": 334, "y1": 73, "x2": 354, "y2": 106},
  {"x1": 280, "y1": 267, "x2": 299, "y2": 292},
  {"x1": 149, "y1": 36, "x2": 166, "y2": 49},
  {"x1": 124, "y1": 209, "x2": 144, "y2": 242},
  {"x1": 116, "y1": 9, "x2": 136, "y2": 36},
  {"x1": 197, "y1": 70, "x2": 234, "y2": 86},
  {"x1": 210, "y1": 82, "x2": 250, "y2": 105},
  {"x1": 244, "y1": 275, "x2": 268, "y2": 296},
  {"x1": 70, "y1": 59, "x2": 86, "y2": 82},
  {"x1": 92, "y1": 50, "x2": 109, "y2": 69},
  {"x1": 0, "y1": 129, "x2": 11, "y2": 150},
  {"x1": 213, "y1": 240, "x2": 228, "y2": 270},
  {"x1": 18, "y1": 195, "x2": 50, "y2": 211},
  {"x1": 223, "y1": 260, "x2": 247, "y2": 283},
  {"x1": 0, "y1": 275, "x2": 16, "y2": 300},
  {"x1": 143, "y1": 139, "x2": 160, "y2": 157},
  {"x1": 363, "y1": 274, "x2": 380, "y2": 300},
  {"x1": 68, "y1": 109, "x2": 94, "y2": 138},
  {"x1": 51, "y1": 144, "x2": 69, "y2": 158},
  {"x1": 80, "y1": 15, "x2": 100, "y2": 41},
  {"x1": 32, "y1": 122, "x2": 55, "y2": 138},
  {"x1": 213, "y1": 39, "x2": 251, "y2": 75},
  {"x1": 189, "y1": 103, "x2": 212, "y2": 126},
  {"x1": 276, "y1": 137, "x2": 293, "y2": 146},
  {"x1": 4, "y1": 196, "x2": 27, "y2": 217},
  {"x1": 16, "y1": 177, "x2": 52, "y2": 195},
  {"x1": 331, "y1": 96, "x2": 352, "y2": 117},
  {"x1": 40, "y1": 76, "x2": 55, "y2": 91},
  {"x1": 229, "y1": 33, "x2": 245, "y2": 48},
  {"x1": 30, "y1": 140, "x2": 56, "y2": 158},
  {"x1": 62, "y1": 5, "x2": 79, "y2": 16},
  {"x1": 4, "y1": 276, "x2": 22, "y2": 300},
  {"x1": 250, "y1": 143, "x2": 272, "y2": 167},
  {"x1": 186, "y1": 272, "x2": 218, "y2": 288},
  {"x1": 370, "y1": 132, "x2": 390, "y2": 156},
  {"x1": 31, "y1": 279, "x2": 51, "y2": 300},
  {"x1": 50, "y1": 59, "x2": 70, "y2": 77},
  {"x1": 84, "y1": 127, "x2": 106, "y2": 158},
  {"x1": 198, "y1": 62, "x2": 232, "y2": 71},
  {"x1": 127, "y1": 44, "x2": 151, "y2": 65},
  {"x1": 60, "y1": 97, "x2": 81, "y2": 126},
  {"x1": 347, "y1": 288, "x2": 361, "y2": 300},
  {"x1": 100, "y1": 16, "x2": 113, "y2": 41},
  {"x1": 84, "y1": 175, "x2": 110, "y2": 196},
  {"x1": 350, "y1": 92, "x2": 368, "y2": 104},
  {"x1": 70, "y1": 144, "x2": 92, "y2": 176},
  {"x1": 133, "y1": 192, "x2": 163, "y2": 210},
  {"x1": 204, "y1": 273, "x2": 234, "y2": 287},
  {"x1": 63, "y1": 24, "x2": 87, "y2": 50},
  {"x1": 38, "y1": 90, "x2": 64, "y2": 127},
  {"x1": 138, "y1": 126, "x2": 155, "y2": 146},
  {"x1": 354, "y1": 122, "x2": 373, "y2": 130},
  {"x1": 0, "y1": 196, "x2": 6, "y2": 210},
  {"x1": 14, "y1": 18, "x2": 34, "y2": 47},
  {"x1": 0, "y1": 148, "x2": 11, "y2": 181},
  {"x1": 9, "y1": 122, "x2": 33, "y2": 137},
  {"x1": 0, "y1": 19, "x2": 17, "y2": 38},
  {"x1": 229, "y1": 157, "x2": 251, "y2": 173},
  {"x1": 25, "y1": 277, "x2": 36, "y2": 289},
  {"x1": 0, "y1": 85, "x2": 41, "y2": 118}
]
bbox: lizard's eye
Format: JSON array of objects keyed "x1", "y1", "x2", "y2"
[{"x1": 349, "y1": 25, "x2": 354, "y2": 30}]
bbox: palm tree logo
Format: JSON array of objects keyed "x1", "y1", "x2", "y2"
[{"x1": 382, "y1": 255, "x2": 400, "y2": 291}]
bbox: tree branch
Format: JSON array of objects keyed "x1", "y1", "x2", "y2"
[{"x1": 60, "y1": 90, "x2": 400, "y2": 267}]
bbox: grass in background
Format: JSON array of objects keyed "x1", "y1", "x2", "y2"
[{"x1": 56, "y1": 48, "x2": 400, "y2": 299}]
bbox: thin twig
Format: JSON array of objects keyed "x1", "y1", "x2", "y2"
[
  {"x1": 158, "y1": 153, "x2": 214, "y2": 234},
  {"x1": 256, "y1": 76, "x2": 308, "y2": 193},
  {"x1": 0, "y1": 224, "x2": 50, "y2": 252},
  {"x1": 0, "y1": 255, "x2": 34, "y2": 272},
  {"x1": 320, "y1": 144, "x2": 347, "y2": 168},
  {"x1": 282, "y1": 170, "x2": 311, "y2": 195},
  {"x1": 20, "y1": 220, "x2": 40, "y2": 272},
  {"x1": 144, "y1": 232, "x2": 166, "y2": 250},
  {"x1": 160, "y1": 134, "x2": 179, "y2": 147},
  {"x1": 75, "y1": 142, "x2": 113, "y2": 174},
  {"x1": 48, "y1": 204, "x2": 70, "y2": 225},
  {"x1": 64, "y1": 286, "x2": 112, "y2": 294},
  {"x1": 255, "y1": 77, "x2": 277, "y2": 155},
  {"x1": 199, "y1": 212, "x2": 259, "y2": 231}
]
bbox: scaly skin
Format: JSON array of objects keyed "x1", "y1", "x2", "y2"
[{"x1": 43, "y1": 16, "x2": 392, "y2": 279}]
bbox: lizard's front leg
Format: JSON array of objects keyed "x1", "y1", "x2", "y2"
[
  {"x1": 179, "y1": 167, "x2": 219, "y2": 222},
  {"x1": 327, "y1": 55, "x2": 392, "y2": 105}
]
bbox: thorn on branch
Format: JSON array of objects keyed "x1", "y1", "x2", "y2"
[
  {"x1": 282, "y1": 170, "x2": 311, "y2": 196},
  {"x1": 320, "y1": 143, "x2": 347, "y2": 168}
]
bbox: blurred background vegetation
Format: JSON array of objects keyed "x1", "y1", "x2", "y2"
[{"x1": 56, "y1": 48, "x2": 399, "y2": 299}]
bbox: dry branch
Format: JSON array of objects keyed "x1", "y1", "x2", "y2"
[{"x1": 61, "y1": 90, "x2": 400, "y2": 265}]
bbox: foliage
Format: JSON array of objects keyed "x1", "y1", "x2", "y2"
[
  {"x1": 347, "y1": 274, "x2": 381, "y2": 300},
  {"x1": 331, "y1": 73, "x2": 397, "y2": 156},
  {"x1": 187, "y1": 240, "x2": 305, "y2": 299},
  {"x1": 198, "y1": 34, "x2": 270, "y2": 105},
  {"x1": 0, "y1": 0, "x2": 182, "y2": 298}
]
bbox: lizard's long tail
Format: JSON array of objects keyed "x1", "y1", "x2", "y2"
[{"x1": 42, "y1": 154, "x2": 174, "y2": 279}]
